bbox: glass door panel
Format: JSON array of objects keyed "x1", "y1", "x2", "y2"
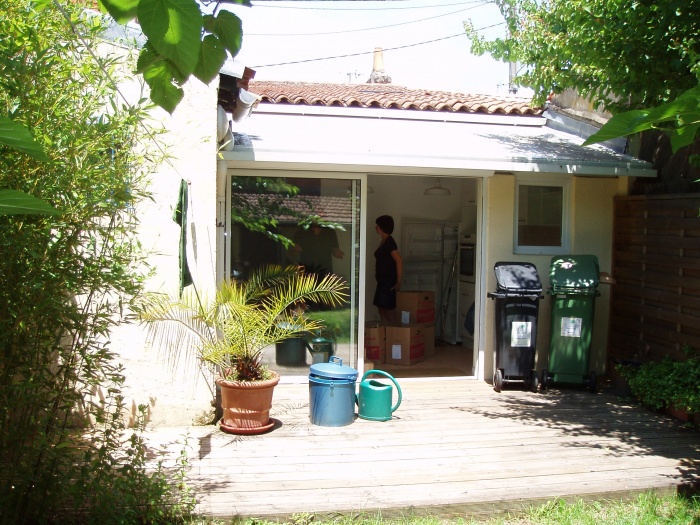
[{"x1": 227, "y1": 174, "x2": 361, "y2": 377}]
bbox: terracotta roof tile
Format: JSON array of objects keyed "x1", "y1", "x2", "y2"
[
  {"x1": 248, "y1": 81, "x2": 542, "y2": 116},
  {"x1": 237, "y1": 193, "x2": 352, "y2": 224}
]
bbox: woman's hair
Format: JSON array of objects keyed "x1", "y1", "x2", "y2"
[{"x1": 375, "y1": 215, "x2": 394, "y2": 235}]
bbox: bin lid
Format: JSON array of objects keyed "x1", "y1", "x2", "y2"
[
  {"x1": 309, "y1": 358, "x2": 358, "y2": 381},
  {"x1": 549, "y1": 255, "x2": 599, "y2": 290},
  {"x1": 493, "y1": 262, "x2": 542, "y2": 294}
]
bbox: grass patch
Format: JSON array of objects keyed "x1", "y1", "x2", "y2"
[
  {"x1": 184, "y1": 491, "x2": 700, "y2": 524},
  {"x1": 306, "y1": 308, "x2": 352, "y2": 342}
]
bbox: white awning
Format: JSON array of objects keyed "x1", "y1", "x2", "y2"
[{"x1": 222, "y1": 105, "x2": 656, "y2": 178}]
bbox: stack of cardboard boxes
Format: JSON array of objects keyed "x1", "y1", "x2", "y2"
[{"x1": 364, "y1": 290, "x2": 436, "y2": 366}]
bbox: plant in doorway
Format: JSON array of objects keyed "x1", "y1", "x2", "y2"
[{"x1": 138, "y1": 265, "x2": 347, "y2": 434}]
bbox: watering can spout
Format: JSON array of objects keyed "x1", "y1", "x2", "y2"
[{"x1": 356, "y1": 370, "x2": 402, "y2": 421}]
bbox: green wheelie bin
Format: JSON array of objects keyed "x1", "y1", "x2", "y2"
[{"x1": 541, "y1": 255, "x2": 600, "y2": 393}]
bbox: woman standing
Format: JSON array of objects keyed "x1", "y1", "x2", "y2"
[{"x1": 373, "y1": 215, "x2": 403, "y2": 324}]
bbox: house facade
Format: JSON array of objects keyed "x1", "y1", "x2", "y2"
[
  {"x1": 214, "y1": 78, "x2": 655, "y2": 381},
  {"x1": 116, "y1": 68, "x2": 656, "y2": 424}
]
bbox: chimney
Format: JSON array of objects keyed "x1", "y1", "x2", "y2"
[{"x1": 367, "y1": 47, "x2": 391, "y2": 84}]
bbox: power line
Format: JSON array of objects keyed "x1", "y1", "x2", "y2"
[
  {"x1": 247, "y1": 3, "x2": 489, "y2": 36},
  {"x1": 251, "y1": 21, "x2": 504, "y2": 68}
]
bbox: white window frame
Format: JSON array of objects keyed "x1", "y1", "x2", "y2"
[{"x1": 514, "y1": 175, "x2": 571, "y2": 255}]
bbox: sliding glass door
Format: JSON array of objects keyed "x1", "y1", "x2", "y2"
[{"x1": 226, "y1": 171, "x2": 363, "y2": 378}]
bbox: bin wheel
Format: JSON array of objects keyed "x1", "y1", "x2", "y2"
[
  {"x1": 493, "y1": 369, "x2": 503, "y2": 393},
  {"x1": 588, "y1": 370, "x2": 597, "y2": 393},
  {"x1": 540, "y1": 369, "x2": 548, "y2": 391},
  {"x1": 530, "y1": 371, "x2": 539, "y2": 393}
]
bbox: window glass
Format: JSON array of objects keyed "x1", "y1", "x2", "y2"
[
  {"x1": 515, "y1": 178, "x2": 570, "y2": 254},
  {"x1": 228, "y1": 175, "x2": 361, "y2": 377}
]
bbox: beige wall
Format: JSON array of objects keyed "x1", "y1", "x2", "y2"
[
  {"x1": 138, "y1": 85, "x2": 219, "y2": 295},
  {"x1": 483, "y1": 173, "x2": 627, "y2": 382},
  {"x1": 110, "y1": 73, "x2": 220, "y2": 427}
]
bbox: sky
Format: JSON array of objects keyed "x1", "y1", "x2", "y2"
[{"x1": 222, "y1": 0, "x2": 528, "y2": 97}]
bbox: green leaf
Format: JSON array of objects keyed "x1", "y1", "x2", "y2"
[
  {"x1": 32, "y1": 0, "x2": 52, "y2": 10},
  {"x1": 98, "y1": 0, "x2": 139, "y2": 24},
  {"x1": 583, "y1": 86, "x2": 700, "y2": 150},
  {"x1": 0, "y1": 189, "x2": 60, "y2": 216},
  {"x1": 138, "y1": 0, "x2": 202, "y2": 78},
  {"x1": 0, "y1": 117, "x2": 49, "y2": 161},
  {"x1": 205, "y1": 10, "x2": 243, "y2": 59},
  {"x1": 136, "y1": 43, "x2": 187, "y2": 82},
  {"x1": 142, "y1": 60, "x2": 184, "y2": 114},
  {"x1": 582, "y1": 110, "x2": 656, "y2": 146},
  {"x1": 135, "y1": 44, "x2": 160, "y2": 75},
  {"x1": 193, "y1": 35, "x2": 227, "y2": 84},
  {"x1": 670, "y1": 121, "x2": 700, "y2": 152}
]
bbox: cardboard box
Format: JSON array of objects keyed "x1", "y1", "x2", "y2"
[
  {"x1": 385, "y1": 324, "x2": 426, "y2": 365},
  {"x1": 364, "y1": 322, "x2": 386, "y2": 364},
  {"x1": 396, "y1": 290, "x2": 435, "y2": 324}
]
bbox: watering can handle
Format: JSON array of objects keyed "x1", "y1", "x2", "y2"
[{"x1": 360, "y1": 370, "x2": 402, "y2": 413}]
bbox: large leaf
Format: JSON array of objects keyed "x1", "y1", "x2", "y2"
[
  {"x1": 135, "y1": 44, "x2": 161, "y2": 75},
  {"x1": 138, "y1": 0, "x2": 202, "y2": 78},
  {"x1": 193, "y1": 34, "x2": 227, "y2": 84},
  {"x1": 142, "y1": 59, "x2": 185, "y2": 114},
  {"x1": 671, "y1": 121, "x2": 700, "y2": 152},
  {"x1": 0, "y1": 117, "x2": 49, "y2": 161},
  {"x1": 584, "y1": 86, "x2": 700, "y2": 151},
  {"x1": 0, "y1": 189, "x2": 60, "y2": 216},
  {"x1": 136, "y1": 43, "x2": 186, "y2": 82},
  {"x1": 203, "y1": 10, "x2": 243, "y2": 59},
  {"x1": 98, "y1": 0, "x2": 139, "y2": 24}
]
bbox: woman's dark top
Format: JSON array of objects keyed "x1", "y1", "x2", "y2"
[{"x1": 373, "y1": 236, "x2": 398, "y2": 309}]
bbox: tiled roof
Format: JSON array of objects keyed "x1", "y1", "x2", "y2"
[
  {"x1": 248, "y1": 80, "x2": 542, "y2": 116},
  {"x1": 235, "y1": 193, "x2": 353, "y2": 224}
]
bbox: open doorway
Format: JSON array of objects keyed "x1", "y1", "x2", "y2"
[{"x1": 365, "y1": 175, "x2": 481, "y2": 379}]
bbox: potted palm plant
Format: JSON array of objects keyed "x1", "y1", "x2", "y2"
[{"x1": 138, "y1": 265, "x2": 347, "y2": 434}]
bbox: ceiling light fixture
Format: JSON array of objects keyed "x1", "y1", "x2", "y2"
[{"x1": 424, "y1": 178, "x2": 451, "y2": 196}]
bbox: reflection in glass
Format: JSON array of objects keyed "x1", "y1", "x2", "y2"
[{"x1": 228, "y1": 176, "x2": 360, "y2": 376}]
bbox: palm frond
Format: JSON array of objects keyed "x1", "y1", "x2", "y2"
[{"x1": 139, "y1": 264, "x2": 348, "y2": 381}]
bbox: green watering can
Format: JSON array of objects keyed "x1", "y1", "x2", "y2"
[{"x1": 356, "y1": 370, "x2": 402, "y2": 421}]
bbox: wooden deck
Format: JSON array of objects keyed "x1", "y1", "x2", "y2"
[{"x1": 143, "y1": 379, "x2": 700, "y2": 520}]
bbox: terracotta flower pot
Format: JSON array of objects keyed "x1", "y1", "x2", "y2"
[
  {"x1": 665, "y1": 403, "x2": 696, "y2": 424},
  {"x1": 216, "y1": 372, "x2": 280, "y2": 435}
]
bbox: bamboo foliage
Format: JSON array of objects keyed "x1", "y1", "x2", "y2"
[{"x1": 0, "y1": 1, "x2": 195, "y2": 522}]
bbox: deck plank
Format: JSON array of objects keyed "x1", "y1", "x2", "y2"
[{"x1": 142, "y1": 380, "x2": 700, "y2": 519}]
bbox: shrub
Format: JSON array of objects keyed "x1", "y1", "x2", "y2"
[
  {"x1": 0, "y1": 1, "x2": 194, "y2": 522},
  {"x1": 620, "y1": 346, "x2": 700, "y2": 415}
]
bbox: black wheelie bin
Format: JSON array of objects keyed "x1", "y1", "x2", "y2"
[
  {"x1": 487, "y1": 262, "x2": 543, "y2": 392},
  {"x1": 541, "y1": 255, "x2": 600, "y2": 393}
]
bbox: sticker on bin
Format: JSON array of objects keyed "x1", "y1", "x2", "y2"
[
  {"x1": 511, "y1": 322, "x2": 532, "y2": 347},
  {"x1": 561, "y1": 317, "x2": 582, "y2": 337}
]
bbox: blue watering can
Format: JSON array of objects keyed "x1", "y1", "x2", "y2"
[{"x1": 356, "y1": 370, "x2": 402, "y2": 421}]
